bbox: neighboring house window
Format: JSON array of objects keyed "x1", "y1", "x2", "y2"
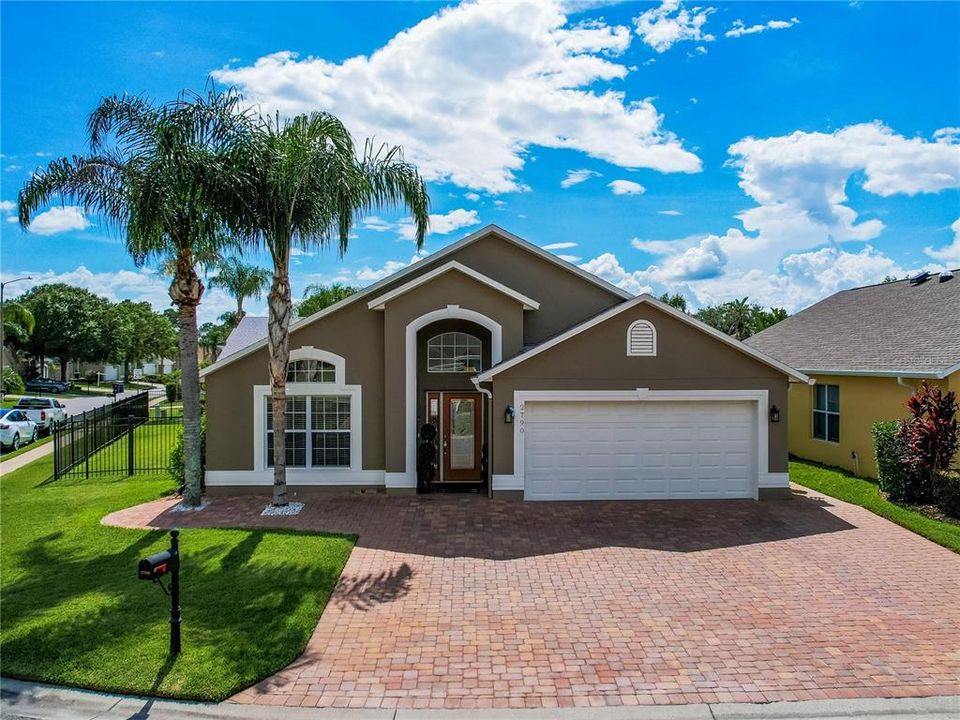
[
  {"x1": 813, "y1": 384, "x2": 840, "y2": 443},
  {"x1": 265, "y1": 395, "x2": 351, "y2": 468},
  {"x1": 427, "y1": 332, "x2": 482, "y2": 373},
  {"x1": 627, "y1": 320, "x2": 656, "y2": 356},
  {"x1": 287, "y1": 359, "x2": 336, "y2": 383}
]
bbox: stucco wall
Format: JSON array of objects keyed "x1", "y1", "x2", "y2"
[
  {"x1": 204, "y1": 229, "x2": 625, "y2": 475},
  {"x1": 487, "y1": 303, "x2": 791, "y2": 476},
  {"x1": 788, "y1": 371, "x2": 959, "y2": 478}
]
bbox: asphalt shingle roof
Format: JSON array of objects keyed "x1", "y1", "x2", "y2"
[
  {"x1": 218, "y1": 316, "x2": 267, "y2": 360},
  {"x1": 746, "y1": 271, "x2": 960, "y2": 376}
]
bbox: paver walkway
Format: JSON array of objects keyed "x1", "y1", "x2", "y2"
[{"x1": 105, "y1": 487, "x2": 960, "y2": 711}]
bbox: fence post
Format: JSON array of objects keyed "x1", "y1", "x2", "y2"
[
  {"x1": 128, "y1": 415, "x2": 136, "y2": 476},
  {"x1": 84, "y1": 415, "x2": 90, "y2": 479}
]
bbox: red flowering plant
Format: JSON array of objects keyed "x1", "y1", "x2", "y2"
[{"x1": 896, "y1": 381, "x2": 959, "y2": 502}]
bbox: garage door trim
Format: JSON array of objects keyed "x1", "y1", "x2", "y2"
[{"x1": 511, "y1": 388, "x2": 769, "y2": 501}]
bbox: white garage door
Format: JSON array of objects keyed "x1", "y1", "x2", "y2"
[{"x1": 523, "y1": 400, "x2": 756, "y2": 500}]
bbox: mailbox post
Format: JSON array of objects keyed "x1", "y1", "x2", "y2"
[{"x1": 138, "y1": 529, "x2": 182, "y2": 655}]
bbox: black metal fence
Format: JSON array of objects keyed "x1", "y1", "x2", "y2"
[{"x1": 52, "y1": 391, "x2": 182, "y2": 480}]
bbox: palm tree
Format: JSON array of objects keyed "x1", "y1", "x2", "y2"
[
  {"x1": 18, "y1": 88, "x2": 249, "y2": 507},
  {"x1": 726, "y1": 297, "x2": 755, "y2": 340},
  {"x1": 298, "y1": 282, "x2": 359, "y2": 317},
  {"x1": 2, "y1": 301, "x2": 35, "y2": 348},
  {"x1": 230, "y1": 113, "x2": 429, "y2": 506},
  {"x1": 209, "y1": 256, "x2": 271, "y2": 325}
]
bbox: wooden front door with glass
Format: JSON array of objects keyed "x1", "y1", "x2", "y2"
[{"x1": 425, "y1": 391, "x2": 483, "y2": 483}]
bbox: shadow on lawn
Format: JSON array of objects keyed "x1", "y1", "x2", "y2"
[{"x1": 1, "y1": 527, "x2": 350, "y2": 700}]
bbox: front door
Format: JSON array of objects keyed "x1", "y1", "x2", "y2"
[{"x1": 441, "y1": 392, "x2": 483, "y2": 482}]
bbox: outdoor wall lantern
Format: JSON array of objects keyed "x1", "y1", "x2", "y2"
[
  {"x1": 769, "y1": 405, "x2": 781, "y2": 424},
  {"x1": 504, "y1": 405, "x2": 515, "y2": 424}
]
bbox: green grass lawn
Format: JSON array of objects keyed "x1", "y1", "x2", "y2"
[
  {"x1": 0, "y1": 433, "x2": 53, "y2": 460},
  {"x1": 791, "y1": 459, "x2": 960, "y2": 553},
  {"x1": 1, "y1": 453, "x2": 356, "y2": 700}
]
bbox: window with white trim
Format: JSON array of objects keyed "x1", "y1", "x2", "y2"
[
  {"x1": 627, "y1": 320, "x2": 656, "y2": 356},
  {"x1": 813, "y1": 384, "x2": 840, "y2": 443},
  {"x1": 265, "y1": 395, "x2": 351, "y2": 468},
  {"x1": 287, "y1": 359, "x2": 336, "y2": 383},
  {"x1": 427, "y1": 331, "x2": 482, "y2": 373}
]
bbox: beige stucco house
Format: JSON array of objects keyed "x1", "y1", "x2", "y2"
[
  {"x1": 747, "y1": 270, "x2": 960, "y2": 478},
  {"x1": 201, "y1": 226, "x2": 807, "y2": 501}
]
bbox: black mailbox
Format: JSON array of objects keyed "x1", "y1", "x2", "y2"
[{"x1": 138, "y1": 550, "x2": 175, "y2": 581}]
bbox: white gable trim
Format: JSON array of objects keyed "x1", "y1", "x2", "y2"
[
  {"x1": 367, "y1": 261, "x2": 540, "y2": 311},
  {"x1": 201, "y1": 224, "x2": 630, "y2": 377},
  {"x1": 475, "y1": 295, "x2": 810, "y2": 384}
]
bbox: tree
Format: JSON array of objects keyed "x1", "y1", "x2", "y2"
[
  {"x1": 298, "y1": 282, "x2": 359, "y2": 317},
  {"x1": 18, "y1": 284, "x2": 112, "y2": 379},
  {"x1": 230, "y1": 113, "x2": 430, "y2": 506},
  {"x1": 18, "y1": 88, "x2": 248, "y2": 507},
  {"x1": 209, "y1": 256, "x2": 270, "y2": 324},
  {"x1": 109, "y1": 300, "x2": 178, "y2": 377},
  {"x1": 657, "y1": 292, "x2": 687, "y2": 313},
  {"x1": 694, "y1": 298, "x2": 788, "y2": 340}
]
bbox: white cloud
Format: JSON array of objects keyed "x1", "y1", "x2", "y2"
[
  {"x1": 634, "y1": 1, "x2": 715, "y2": 53},
  {"x1": 214, "y1": 0, "x2": 701, "y2": 193},
  {"x1": 557, "y1": 254, "x2": 581, "y2": 263},
  {"x1": 924, "y1": 219, "x2": 960, "y2": 266},
  {"x1": 561, "y1": 168, "x2": 601, "y2": 188},
  {"x1": 725, "y1": 17, "x2": 799, "y2": 39},
  {"x1": 579, "y1": 253, "x2": 653, "y2": 295},
  {"x1": 362, "y1": 216, "x2": 394, "y2": 232},
  {"x1": 398, "y1": 208, "x2": 480, "y2": 240},
  {"x1": 0, "y1": 200, "x2": 15, "y2": 212},
  {"x1": 464, "y1": 192, "x2": 480, "y2": 202},
  {"x1": 289, "y1": 248, "x2": 315, "y2": 257},
  {"x1": 26, "y1": 206, "x2": 92, "y2": 235},
  {"x1": 5, "y1": 216, "x2": 17, "y2": 224},
  {"x1": 716, "y1": 122, "x2": 960, "y2": 269},
  {"x1": 4, "y1": 165, "x2": 22, "y2": 172},
  {"x1": 658, "y1": 209, "x2": 682, "y2": 216},
  {"x1": 0, "y1": 266, "x2": 239, "y2": 323},
  {"x1": 608, "y1": 179, "x2": 646, "y2": 195},
  {"x1": 542, "y1": 241, "x2": 578, "y2": 250},
  {"x1": 355, "y1": 252, "x2": 427, "y2": 282}
]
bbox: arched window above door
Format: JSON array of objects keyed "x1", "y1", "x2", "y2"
[{"x1": 427, "y1": 332, "x2": 482, "y2": 373}]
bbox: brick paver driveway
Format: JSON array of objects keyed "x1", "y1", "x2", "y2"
[{"x1": 106, "y1": 487, "x2": 960, "y2": 710}]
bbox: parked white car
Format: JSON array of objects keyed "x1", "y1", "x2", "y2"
[
  {"x1": 0, "y1": 409, "x2": 39, "y2": 451},
  {"x1": 14, "y1": 397, "x2": 67, "y2": 435}
]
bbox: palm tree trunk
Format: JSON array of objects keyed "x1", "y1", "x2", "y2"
[
  {"x1": 267, "y1": 254, "x2": 292, "y2": 506},
  {"x1": 236, "y1": 298, "x2": 245, "y2": 325},
  {"x1": 170, "y1": 250, "x2": 204, "y2": 508}
]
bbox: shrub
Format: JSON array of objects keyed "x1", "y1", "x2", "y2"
[
  {"x1": 168, "y1": 415, "x2": 206, "y2": 492},
  {"x1": 164, "y1": 381, "x2": 180, "y2": 403},
  {"x1": 873, "y1": 420, "x2": 914, "y2": 501},
  {"x1": 2, "y1": 368, "x2": 25, "y2": 396},
  {"x1": 897, "y1": 381, "x2": 958, "y2": 503},
  {"x1": 933, "y1": 470, "x2": 960, "y2": 518}
]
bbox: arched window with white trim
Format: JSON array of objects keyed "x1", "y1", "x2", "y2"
[{"x1": 627, "y1": 319, "x2": 657, "y2": 356}]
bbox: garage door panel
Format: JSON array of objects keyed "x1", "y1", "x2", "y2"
[{"x1": 523, "y1": 400, "x2": 756, "y2": 500}]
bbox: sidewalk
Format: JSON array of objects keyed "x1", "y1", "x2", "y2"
[
  {"x1": 2, "y1": 679, "x2": 958, "y2": 720},
  {"x1": 0, "y1": 440, "x2": 52, "y2": 475}
]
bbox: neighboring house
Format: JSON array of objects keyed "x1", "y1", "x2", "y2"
[
  {"x1": 747, "y1": 270, "x2": 960, "y2": 478},
  {"x1": 72, "y1": 356, "x2": 176, "y2": 382},
  {"x1": 201, "y1": 225, "x2": 807, "y2": 501}
]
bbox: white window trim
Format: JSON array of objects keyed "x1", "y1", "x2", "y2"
[
  {"x1": 509, "y1": 388, "x2": 772, "y2": 500},
  {"x1": 626, "y1": 319, "x2": 657, "y2": 357},
  {"x1": 397, "y1": 305, "x2": 502, "y2": 488},
  {"x1": 252, "y1": 347, "x2": 361, "y2": 476}
]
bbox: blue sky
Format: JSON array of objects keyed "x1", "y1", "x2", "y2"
[{"x1": 2, "y1": 1, "x2": 958, "y2": 321}]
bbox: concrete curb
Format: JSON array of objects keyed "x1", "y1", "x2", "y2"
[{"x1": 3, "y1": 679, "x2": 959, "y2": 720}]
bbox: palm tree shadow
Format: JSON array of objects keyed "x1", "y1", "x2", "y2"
[{"x1": 331, "y1": 562, "x2": 413, "y2": 611}]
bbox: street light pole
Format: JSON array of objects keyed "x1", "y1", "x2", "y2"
[{"x1": 0, "y1": 276, "x2": 33, "y2": 400}]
